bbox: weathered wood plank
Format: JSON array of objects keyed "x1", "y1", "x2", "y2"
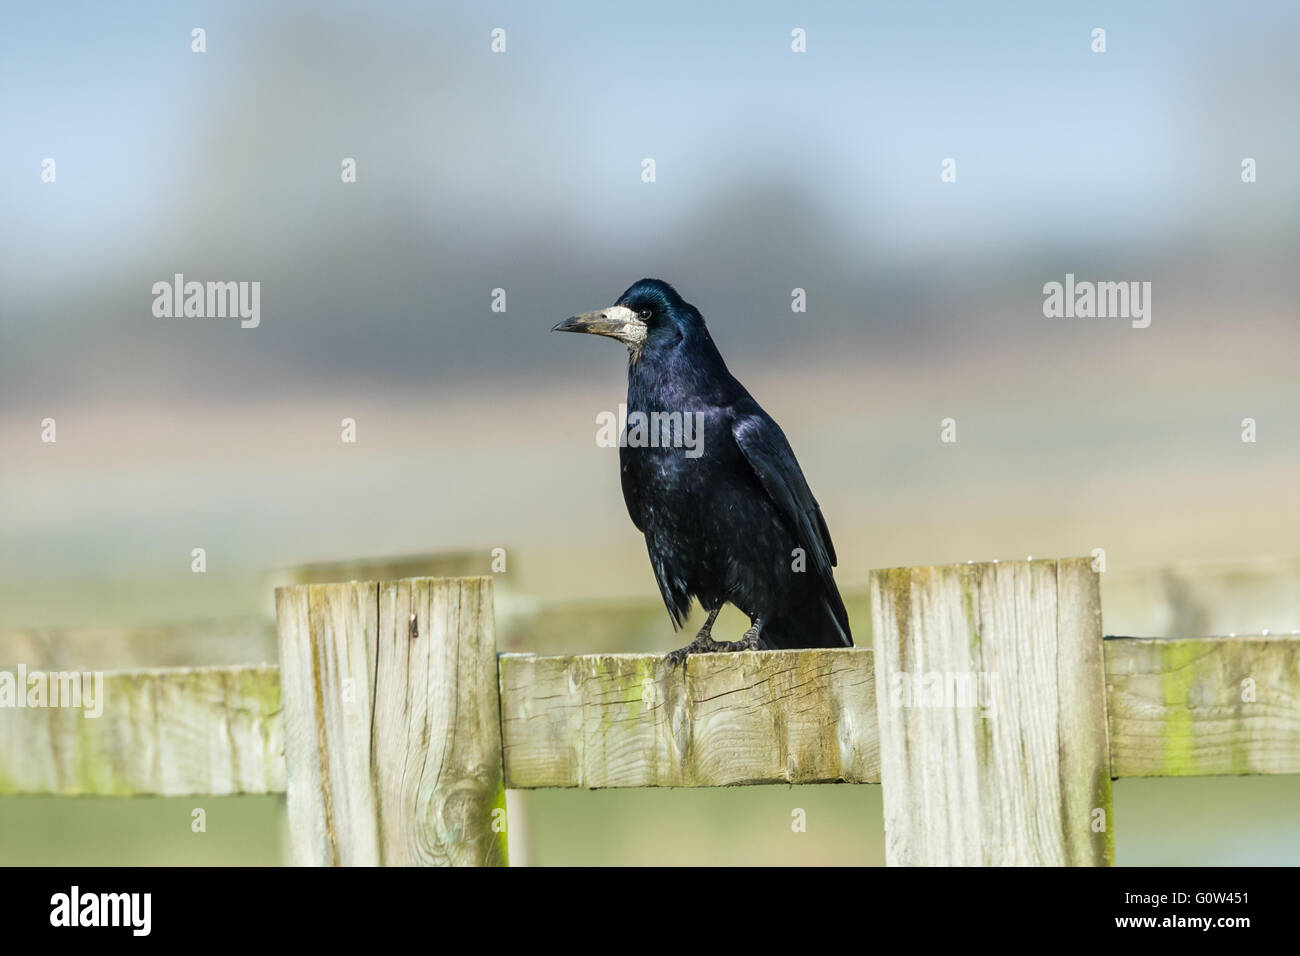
[
  {"x1": 1106, "y1": 635, "x2": 1300, "y2": 777},
  {"x1": 276, "y1": 580, "x2": 377, "y2": 864},
  {"x1": 1057, "y1": 559, "x2": 1115, "y2": 865},
  {"x1": 871, "y1": 558, "x2": 1113, "y2": 866},
  {"x1": 0, "y1": 665, "x2": 282, "y2": 795},
  {"x1": 274, "y1": 577, "x2": 507, "y2": 866},
  {"x1": 499, "y1": 647, "x2": 878, "y2": 788},
  {"x1": 4, "y1": 634, "x2": 1297, "y2": 798}
]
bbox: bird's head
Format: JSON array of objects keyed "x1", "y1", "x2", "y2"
[{"x1": 552, "y1": 278, "x2": 702, "y2": 360}]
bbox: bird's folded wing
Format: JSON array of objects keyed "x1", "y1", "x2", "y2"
[{"x1": 731, "y1": 412, "x2": 839, "y2": 580}]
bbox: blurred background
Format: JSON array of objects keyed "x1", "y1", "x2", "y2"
[{"x1": 2, "y1": 1, "x2": 1298, "y2": 864}]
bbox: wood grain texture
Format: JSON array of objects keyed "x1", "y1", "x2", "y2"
[
  {"x1": 499, "y1": 647, "x2": 877, "y2": 788},
  {"x1": 871, "y1": 558, "x2": 1113, "y2": 866},
  {"x1": 1106, "y1": 635, "x2": 1300, "y2": 777},
  {"x1": 0, "y1": 665, "x2": 282, "y2": 795},
  {"x1": 275, "y1": 577, "x2": 507, "y2": 867},
  {"x1": 6, "y1": 620, "x2": 1297, "y2": 807}
]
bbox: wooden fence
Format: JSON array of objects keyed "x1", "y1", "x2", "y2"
[{"x1": 2, "y1": 556, "x2": 1298, "y2": 865}]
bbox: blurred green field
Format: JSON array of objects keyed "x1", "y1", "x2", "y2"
[
  {"x1": 0, "y1": 796, "x2": 286, "y2": 867},
  {"x1": 4, "y1": 775, "x2": 1298, "y2": 866}
]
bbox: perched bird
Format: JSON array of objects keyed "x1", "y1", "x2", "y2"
[{"x1": 553, "y1": 278, "x2": 852, "y2": 664}]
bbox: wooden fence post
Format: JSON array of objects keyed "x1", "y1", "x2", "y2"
[
  {"x1": 275, "y1": 576, "x2": 507, "y2": 866},
  {"x1": 871, "y1": 558, "x2": 1113, "y2": 866}
]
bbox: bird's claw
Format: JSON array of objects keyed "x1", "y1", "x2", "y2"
[
  {"x1": 662, "y1": 626, "x2": 761, "y2": 667},
  {"x1": 662, "y1": 645, "x2": 692, "y2": 668},
  {"x1": 662, "y1": 631, "x2": 716, "y2": 667}
]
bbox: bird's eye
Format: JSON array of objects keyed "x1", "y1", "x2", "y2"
[{"x1": 638, "y1": 308, "x2": 652, "y2": 320}]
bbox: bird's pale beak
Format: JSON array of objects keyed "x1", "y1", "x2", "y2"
[{"x1": 552, "y1": 305, "x2": 647, "y2": 347}]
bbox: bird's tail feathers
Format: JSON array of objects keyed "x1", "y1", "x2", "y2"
[
  {"x1": 758, "y1": 585, "x2": 854, "y2": 650},
  {"x1": 820, "y1": 586, "x2": 854, "y2": 648}
]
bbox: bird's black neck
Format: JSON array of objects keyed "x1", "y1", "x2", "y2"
[{"x1": 627, "y1": 327, "x2": 742, "y2": 411}]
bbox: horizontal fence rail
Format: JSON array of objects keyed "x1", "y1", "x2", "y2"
[
  {"x1": 4, "y1": 640, "x2": 1296, "y2": 795},
  {"x1": 1105, "y1": 635, "x2": 1300, "y2": 777},
  {"x1": 0, "y1": 665, "x2": 283, "y2": 796},
  {"x1": 500, "y1": 649, "x2": 879, "y2": 788}
]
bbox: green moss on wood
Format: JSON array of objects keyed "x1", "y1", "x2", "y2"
[{"x1": 1158, "y1": 640, "x2": 1201, "y2": 775}]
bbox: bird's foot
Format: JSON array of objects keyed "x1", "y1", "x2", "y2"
[
  {"x1": 663, "y1": 625, "x2": 761, "y2": 667},
  {"x1": 662, "y1": 630, "x2": 718, "y2": 667}
]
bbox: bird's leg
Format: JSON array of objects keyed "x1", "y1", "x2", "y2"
[
  {"x1": 662, "y1": 607, "x2": 722, "y2": 667},
  {"x1": 663, "y1": 612, "x2": 762, "y2": 666},
  {"x1": 711, "y1": 620, "x2": 762, "y2": 653}
]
